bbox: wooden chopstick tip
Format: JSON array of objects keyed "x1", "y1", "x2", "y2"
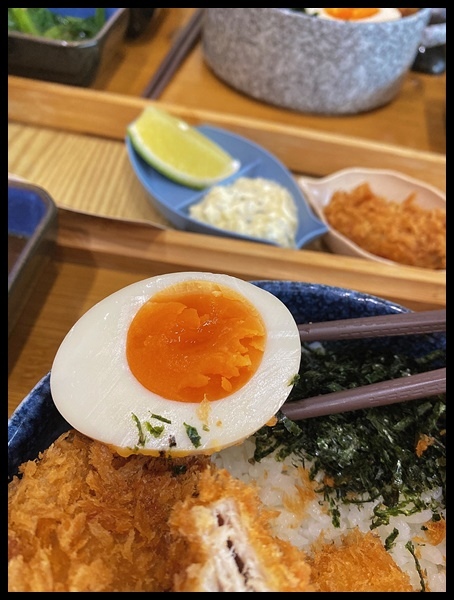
[{"x1": 141, "y1": 8, "x2": 205, "y2": 99}]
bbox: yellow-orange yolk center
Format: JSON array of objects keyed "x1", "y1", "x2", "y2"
[
  {"x1": 126, "y1": 281, "x2": 266, "y2": 403},
  {"x1": 325, "y1": 8, "x2": 380, "y2": 20}
]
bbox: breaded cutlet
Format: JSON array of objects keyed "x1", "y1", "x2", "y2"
[
  {"x1": 8, "y1": 429, "x2": 210, "y2": 592},
  {"x1": 169, "y1": 467, "x2": 314, "y2": 591}
]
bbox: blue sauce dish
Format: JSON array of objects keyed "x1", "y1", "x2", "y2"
[{"x1": 126, "y1": 125, "x2": 328, "y2": 249}]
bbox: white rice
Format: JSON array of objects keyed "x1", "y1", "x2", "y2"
[{"x1": 211, "y1": 438, "x2": 446, "y2": 592}]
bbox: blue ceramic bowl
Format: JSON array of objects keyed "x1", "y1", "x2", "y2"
[
  {"x1": 8, "y1": 281, "x2": 445, "y2": 481},
  {"x1": 127, "y1": 124, "x2": 328, "y2": 248}
]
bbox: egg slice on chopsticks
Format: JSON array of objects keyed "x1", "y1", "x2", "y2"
[
  {"x1": 50, "y1": 272, "x2": 301, "y2": 457},
  {"x1": 304, "y1": 8, "x2": 403, "y2": 22}
]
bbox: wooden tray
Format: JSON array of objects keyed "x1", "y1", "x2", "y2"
[
  {"x1": 8, "y1": 77, "x2": 446, "y2": 417},
  {"x1": 8, "y1": 76, "x2": 446, "y2": 191},
  {"x1": 88, "y1": 9, "x2": 445, "y2": 158},
  {"x1": 8, "y1": 207, "x2": 446, "y2": 418}
]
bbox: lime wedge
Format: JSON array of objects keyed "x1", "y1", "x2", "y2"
[{"x1": 127, "y1": 106, "x2": 240, "y2": 189}]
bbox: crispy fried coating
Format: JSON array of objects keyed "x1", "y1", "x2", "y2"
[
  {"x1": 169, "y1": 467, "x2": 314, "y2": 592},
  {"x1": 8, "y1": 429, "x2": 424, "y2": 592},
  {"x1": 308, "y1": 528, "x2": 414, "y2": 592},
  {"x1": 8, "y1": 430, "x2": 210, "y2": 592}
]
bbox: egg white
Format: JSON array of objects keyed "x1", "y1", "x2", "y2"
[
  {"x1": 304, "y1": 8, "x2": 402, "y2": 23},
  {"x1": 50, "y1": 272, "x2": 301, "y2": 457}
]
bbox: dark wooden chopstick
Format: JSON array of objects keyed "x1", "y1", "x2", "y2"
[
  {"x1": 281, "y1": 367, "x2": 446, "y2": 421},
  {"x1": 281, "y1": 309, "x2": 446, "y2": 420},
  {"x1": 298, "y1": 309, "x2": 446, "y2": 342},
  {"x1": 141, "y1": 8, "x2": 205, "y2": 99}
]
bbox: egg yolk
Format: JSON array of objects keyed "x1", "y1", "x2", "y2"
[
  {"x1": 324, "y1": 8, "x2": 380, "y2": 20},
  {"x1": 126, "y1": 281, "x2": 266, "y2": 403}
]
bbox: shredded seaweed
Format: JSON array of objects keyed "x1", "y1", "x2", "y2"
[
  {"x1": 406, "y1": 540, "x2": 426, "y2": 592},
  {"x1": 143, "y1": 422, "x2": 165, "y2": 438},
  {"x1": 171, "y1": 464, "x2": 188, "y2": 476},
  {"x1": 149, "y1": 413, "x2": 171, "y2": 424},
  {"x1": 131, "y1": 413, "x2": 147, "y2": 447},
  {"x1": 183, "y1": 423, "x2": 202, "y2": 449},
  {"x1": 253, "y1": 343, "x2": 446, "y2": 522},
  {"x1": 384, "y1": 527, "x2": 399, "y2": 551}
]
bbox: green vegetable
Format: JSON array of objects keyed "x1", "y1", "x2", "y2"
[
  {"x1": 9, "y1": 8, "x2": 41, "y2": 35},
  {"x1": 253, "y1": 342, "x2": 446, "y2": 523},
  {"x1": 132, "y1": 413, "x2": 170, "y2": 443},
  {"x1": 149, "y1": 413, "x2": 172, "y2": 424},
  {"x1": 144, "y1": 422, "x2": 165, "y2": 438},
  {"x1": 131, "y1": 413, "x2": 147, "y2": 447},
  {"x1": 8, "y1": 8, "x2": 107, "y2": 41}
]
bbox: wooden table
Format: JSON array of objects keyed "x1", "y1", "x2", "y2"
[{"x1": 8, "y1": 9, "x2": 446, "y2": 418}]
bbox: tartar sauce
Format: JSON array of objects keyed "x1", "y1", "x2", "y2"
[{"x1": 189, "y1": 177, "x2": 298, "y2": 248}]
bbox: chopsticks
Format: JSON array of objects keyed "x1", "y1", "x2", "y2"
[
  {"x1": 281, "y1": 368, "x2": 446, "y2": 421},
  {"x1": 141, "y1": 8, "x2": 205, "y2": 99},
  {"x1": 281, "y1": 309, "x2": 446, "y2": 421},
  {"x1": 298, "y1": 309, "x2": 446, "y2": 342}
]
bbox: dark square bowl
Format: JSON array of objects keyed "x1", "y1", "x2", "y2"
[{"x1": 8, "y1": 8, "x2": 130, "y2": 87}]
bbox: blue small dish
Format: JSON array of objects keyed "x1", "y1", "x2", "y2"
[
  {"x1": 8, "y1": 179, "x2": 58, "y2": 336},
  {"x1": 8, "y1": 281, "x2": 445, "y2": 481},
  {"x1": 126, "y1": 125, "x2": 328, "y2": 248}
]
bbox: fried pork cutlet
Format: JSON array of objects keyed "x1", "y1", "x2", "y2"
[
  {"x1": 8, "y1": 430, "x2": 210, "y2": 592},
  {"x1": 8, "y1": 429, "x2": 419, "y2": 593},
  {"x1": 169, "y1": 467, "x2": 314, "y2": 592}
]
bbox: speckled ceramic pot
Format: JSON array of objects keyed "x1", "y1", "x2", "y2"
[{"x1": 202, "y1": 8, "x2": 431, "y2": 115}]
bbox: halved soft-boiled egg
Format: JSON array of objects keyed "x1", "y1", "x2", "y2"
[
  {"x1": 50, "y1": 272, "x2": 301, "y2": 457},
  {"x1": 304, "y1": 8, "x2": 402, "y2": 22}
]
